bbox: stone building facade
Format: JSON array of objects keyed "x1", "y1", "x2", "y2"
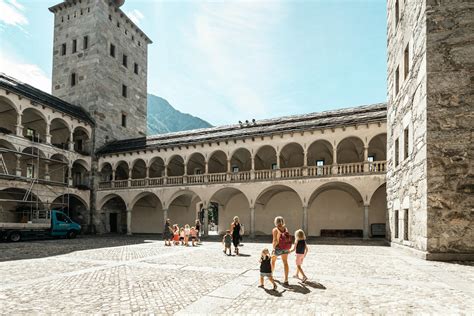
[{"x1": 386, "y1": 0, "x2": 473, "y2": 260}]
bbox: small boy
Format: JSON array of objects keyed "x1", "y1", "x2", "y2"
[{"x1": 223, "y1": 230, "x2": 232, "y2": 255}]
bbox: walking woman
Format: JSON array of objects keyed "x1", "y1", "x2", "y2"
[
  {"x1": 230, "y1": 216, "x2": 241, "y2": 255},
  {"x1": 163, "y1": 218, "x2": 173, "y2": 246},
  {"x1": 195, "y1": 219, "x2": 201, "y2": 243},
  {"x1": 271, "y1": 216, "x2": 291, "y2": 285}
]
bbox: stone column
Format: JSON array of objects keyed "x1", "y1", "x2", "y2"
[
  {"x1": 15, "y1": 154, "x2": 22, "y2": 177},
  {"x1": 204, "y1": 162, "x2": 209, "y2": 183},
  {"x1": 203, "y1": 206, "x2": 209, "y2": 237},
  {"x1": 15, "y1": 113, "x2": 23, "y2": 137},
  {"x1": 44, "y1": 161, "x2": 50, "y2": 181},
  {"x1": 250, "y1": 156, "x2": 255, "y2": 180},
  {"x1": 363, "y1": 146, "x2": 369, "y2": 172},
  {"x1": 250, "y1": 206, "x2": 255, "y2": 238},
  {"x1": 302, "y1": 205, "x2": 308, "y2": 233},
  {"x1": 163, "y1": 208, "x2": 168, "y2": 227},
  {"x1": 126, "y1": 209, "x2": 132, "y2": 235},
  {"x1": 68, "y1": 165, "x2": 73, "y2": 186},
  {"x1": 363, "y1": 204, "x2": 370, "y2": 239},
  {"x1": 68, "y1": 131, "x2": 74, "y2": 151},
  {"x1": 303, "y1": 150, "x2": 308, "y2": 176},
  {"x1": 45, "y1": 123, "x2": 51, "y2": 144},
  {"x1": 332, "y1": 147, "x2": 338, "y2": 175},
  {"x1": 128, "y1": 168, "x2": 132, "y2": 187}
]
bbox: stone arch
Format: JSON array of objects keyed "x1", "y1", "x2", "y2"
[
  {"x1": 166, "y1": 155, "x2": 184, "y2": 176},
  {"x1": 130, "y1": 191, "x2": 164, "y2": 234},
  {"x1": 369, "y1": 183, "x2": 387, "y2": 237},
  {"x1": 230, "y1": 147, "x2": 251, "y2": 172},
  {"x1": 209, "y1": 187, "x2": 251, "y2": 234},
  {"x1": 337, "y1": 136, "x2": 365, "y2": 163},
  {"x1": 99, "y1": 193, "x2": 127, "y2": 233},
  {"x1": 0, "y1": 188, "x2": 44, "y2": 220},
  {"x1": 187, "y1": 152, "x2": 205, "y2": 175},
  {"x1": 100, "y1": 162, "x2": 113, "y2": 181},
  {"x1": 114, "y1": 160, "x2": 129, "y2": 180},
  {"x1": 208, "y1": 150, "x2": 227, "y2": 173},
  {"x1": 307, "y1": 181, "x2": 365, "y2": 237},
  {"x1": 368, "y1": 133, "x2": 387, "y2": 161},
  {"x1": 21, "y1": 107, "x2": 47, "y2": 143},
  {"x1": 73, "y1": 126, "x2": 91, "y2": 154},
  {"x1": 50, "y1": 117, "x2": 71, "y2": 149},
  {"x1": 307, "y1": 139, "x2": 333, "y2": 166},
  {"x1": 0, "y1": 139, "x2": 18, "y2": 176},
  {"x1": 20, "y1": 147, "x2": 46, "y2": 179},
  {"x1": 0, "y1": 96, "x2": 19, "y2": 135},
  {"x1": 148, "y1": 156, "x2": 165, "y2": 178},
  {"x1": 254, "y1": 184, "x2": 304, "y2": 235},
  {"x1": 49, "y1": 153, "x2": 69, "y2": 183},
  {"x1": 279, "y1": 142, "x2": 304, "y2": 168},
  {"x1": 51, "y1": 193, "x2": 89, "y2": 225},
  {"x1": 254, "y1": 145, "x2": 277, "y2": 170},
  {"x1": 166, "y1": 189, "x2": 203, "y2": 228},
  {"x1": 72, "y1": 159, "x2": 89, "y2": 187},
  {"x1": 98, "y1": 193, "x2": 127, "y2": 210},
  {"x1": 131, "y1": 158, "x2": 147, "y2": 179}
]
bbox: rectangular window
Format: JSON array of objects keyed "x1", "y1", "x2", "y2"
[
  {"x1": 83, "y1": 36, "x2": 88, "y2": 49},
  {"x1": 232, "y1": 166, "x2": 239, "y2": 173},
  {"x1": 395, "y1": 0, "x2": 399, "y2": 27},
  {"x1": 368, "y1": 156, "x2": 375, "y2": 162},
  {"x1": 122, "y1": 84, "x2": 127, "y2": 98},
  {"x1": 117, "y1": 21, "x2": 120, "y2": 28},
  {"x1": 26, "y1": 164, "x2": 35, "y2": 178},
  {"x1": 77, "y1": 139, "x2": 83, "y2": 152},
  {"x1": 395, "y1": 138, "x2": 400, "y2": 167},
  {"x1": 134, "y1": 63, "x2": 139, "y2": 75},
  {"x1": 121, "y1": 113, "x2": 127, "y2": 127},
  {"x1": 195, "y1": 168, "x2": 202, "y2": 175},
  {"x1": 110, "y1": 44, "x2": 115, "y2": 57},
  {"x1": 72, "y1": 39, "x2": 77, "y2": 53},
  {"x1": 404, "y1": 43, "x2": 409, "y2": 79},
  {"x1": 404, "y1": 127, "x2": 409, "y2": 160},
  {"x1": 395, "y1": 66, "x2": 400, "y2": 95},
  {"x1": 61, "y1": 43, "x2": 66, "y2": 56},
  {"x1": 316, "y1": 160, "x2": 324, "y2": 175},
  {"x1": 403, "y1": 209, "x2": 409, "y2": 241},
  {"x1": 122, "y1": 54, "x2": 128, "y2": 68},
  {"x1": 26, "y1": 128, "x2": 37, "y2": 141},
  {"x1": 271, "y1": 163, "x2": 278, "y2": 170},
  {"x1": 71, "y1": 73, "x2": 77, "y2": 87},
  {"x1": 316, "y1": 160, "x2": 324, "y2": 167},
  {"x1": 394, "y1": 210, "x2": 399, "y2": 239},
  {"x1": 108, "y1": 14, "x2": 112, "y2": 21}
]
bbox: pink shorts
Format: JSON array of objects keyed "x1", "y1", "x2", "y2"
[{"x1": 296, "y1": 253, "x2": 305, "y2": 265}]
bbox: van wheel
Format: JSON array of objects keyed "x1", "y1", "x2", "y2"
[
  {"x1": 66, "y1": 230, "x2": 77, "y2": 239},
  {"x1": 9, "y1": 231, "x2": 21, "y2": 242}
]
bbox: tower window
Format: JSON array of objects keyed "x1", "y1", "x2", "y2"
[
  {"x1": 108, "y1": 14, "x2": 112, "y2": 21},
  {"x1": 110, "y1": 44, "x2": 115, "y2": 57},
  {"x1": 395, "y1": 66, "x2": 400, "y2": 95},
  {"x1": 138, "y1": 41, "x2": 141, "y2": 47},
  {"x1": 394, "y1": 210, "x2": 399, "y2": 239},
  {"x1": 83, "y1": 36, "x2": 88, "y2": 50},
  {"x1": 122, "y1": 84, "x2": 127, "y2": 98},
  {"x1": 395, "y1": 0, "x2": 399, "y2": 27},
  {"x1": 72, "y1": 39, "x2": 77, "y2": 53},
  {"x1": 80, "y1": 9, "x2": 83, "y2": 15},
  {"x1": 71, "y1": 73, "x2": 77, "y2": 87},
  {"x1": 122, "y1": 54, "x2": 128, "y2": 68},
  {"x1": 121, "y1": 113, "x2": 127, "y2": 127},
  {"x1": 403, "y1": 209, "x2": 409, "y2": 241},
  {"x1": 395, "y1": 138, "x2": 400, "y2": 167},
  {"x1": 61, "y1": 43, "x2": 66, "y2": 56},
  {"x1": 404, "y1": 127, "x2": 409, "y2": 160},
  {"x1": 134, "y1": 63, "x2": 139, "y2": 75},
  {"x1": 404, "y1": 43, "x2": 409, "y2": 79},
  {"x1": 117, "y1": 21, "x2": 120, "y2": 28}
]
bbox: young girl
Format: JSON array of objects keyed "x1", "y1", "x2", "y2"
[
  {"x1": 179, "y1": 227, "x2": 185, "y2": 245},
  {"x1": 184, "y1": 224, "x2": 191, "y2": 246},
  {"x1": 291, "y1": 229, "x2": 308, "y2": 283},
  {"x1": 190, "y1": 226, "x2": 197, "y2": 247},
  {"x1": 259, "y1": 248, "x2": 277, "y2": 290},
  {"x1": 172, "y1": 224, "x2": 180, "y2": 245}
]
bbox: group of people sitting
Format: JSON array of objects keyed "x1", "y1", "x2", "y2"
[{"x1": 163, "y1": 219, "x2": 201, "y2": 247}]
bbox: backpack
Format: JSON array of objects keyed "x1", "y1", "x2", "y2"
[{"x1": 278, "y1": 229, "x2": 292, "y2": 250}]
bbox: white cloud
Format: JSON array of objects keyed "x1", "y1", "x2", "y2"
[
  {"x1": 0, "y1": 0, "x2": 28, "y2": 28},
  {"x1": 126, "y1": 9, "x2": 144, "y2": 26},
  {"x1": 189, "y1": 2, "x2": 286, "y2": 119},
  {"x1": 0, "y1": 51, "x2": 51, "y2": 93}
]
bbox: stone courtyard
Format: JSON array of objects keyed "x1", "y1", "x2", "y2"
[{"x1": 0, "y1": 236, "x2": 472, "y2": 314}]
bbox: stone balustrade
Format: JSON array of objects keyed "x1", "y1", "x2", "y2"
[{"x1": 98, "y1": 161, "x2": 386, "y2": 190}]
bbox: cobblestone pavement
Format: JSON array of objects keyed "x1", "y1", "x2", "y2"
[{"x1": 0, "y1": 236, "x2": 472, "y2": 314}]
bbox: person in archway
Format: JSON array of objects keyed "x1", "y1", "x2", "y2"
[
  {"x1": 230, "y1": 216, "x2": 241, "y2": 255},
  {"x1": 163, "y1": 218, "x2": 173, "y2": 246},
  {"x1": 271, "y1": 216, "x2": 291, "y2": 285},
  {"x1": 195, "y1": 219, "x2": 201, "y2": 243}
]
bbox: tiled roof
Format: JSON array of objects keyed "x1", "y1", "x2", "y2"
[
  {"x1": 97, "y1": 102, "x2": 387, "y2": 155},
  {"x1": 0, "y1": 73, "x2": 95, "y2": 125}
]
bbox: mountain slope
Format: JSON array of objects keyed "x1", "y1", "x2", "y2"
[{"x1": 147, "y1": 94, "x2": 212, "y2": 135}]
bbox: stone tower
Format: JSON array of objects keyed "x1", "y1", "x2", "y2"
[
  {"x1": 386, "y1": 0, "x2": 473, "y2": 260},
  {"x1": 49, "y1": 0, "x2": 152, "y2": 148}
]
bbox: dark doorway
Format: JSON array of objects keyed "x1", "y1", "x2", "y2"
[
  {"x1": 109, "y1": 213, "x2": 118, "y2": 233},
  {"x1": 199, "y1": 202, "x2": 219, "y2": 235}
]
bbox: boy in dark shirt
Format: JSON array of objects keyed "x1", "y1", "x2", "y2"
[
  {"x1": 259, "y1": 248, "x2": 277, "y2": 290},
  {"x1": 223, "y1": 230, "x2": 232, "y2": 255}
]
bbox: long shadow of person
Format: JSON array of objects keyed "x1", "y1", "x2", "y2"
[
  {"x1": 237, "y1": 253, "x2": 251, "y2": 257},
  {"x1": 275, "y1": 280, "x2": 311, "y2": 294},
  {"x1": 303, "y1": 280, "x2": 326, "y2": 290},
  {"x1": 264, "y1": 288, "x2": 285, "y2": 297}
]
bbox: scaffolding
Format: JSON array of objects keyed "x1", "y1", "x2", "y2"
[{"x1": 0, "y1": 139, "x2": 73, "y2": 220}]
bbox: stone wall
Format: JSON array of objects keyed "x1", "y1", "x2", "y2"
[
  {"x1": 386, "y1": 0, "x2": 428, "y2": 252},
  {"x1": 425, "y1": 0, "x2": 474, "y2": 254}
]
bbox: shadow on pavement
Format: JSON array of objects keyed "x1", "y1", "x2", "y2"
[
  {"x1": 0, "y1": 234, "x2": 156, "y2": 262},
  {"x1": 304, "y1": 281, "x2": 327, "y2": 290},
  {"x1": 264, "y1": 288, "x2": 284, "y2": 296}
]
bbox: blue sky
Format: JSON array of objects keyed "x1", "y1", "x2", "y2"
[{"x1": 0, "y1": 0, "x2": 387, "y2": 126}]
